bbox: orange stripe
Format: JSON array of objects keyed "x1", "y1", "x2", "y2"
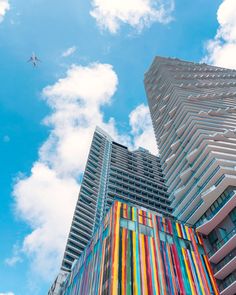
[
  {"x1": 121, "y1": 228, "x2": 126, "y2": 295},
  {"x1": 203, "y1": 255, "x2": 220, "y2": 295}
]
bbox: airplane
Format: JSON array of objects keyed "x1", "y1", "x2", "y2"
[{"x1": 28, "y1": 52, "x2": 41, "y2": 67}]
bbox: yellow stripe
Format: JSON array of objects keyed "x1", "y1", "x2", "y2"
[
  {"x1": 121, "y1": 228, "x2": 126, "y2": 295},
  {"x1": 150, "y1": 237, "x2": 160, "y2": 295},
  {"x1": 138, "y1": 210, "x2": 142, "y2": 224},
  {"x1": 192, "y1": 251, "x2": 205, "y2": 295},
  {"x1": 176, "y1": 223, "x2": 181, "y2": 237},
  {"x1": 185, "y1": 225, "x2": 191, "y2": 240},
  {"x1": 203, "y1": 255, "x2": 220, "y2": 295},
  {"x1": 132, "y1": 207, "x2": 135, "y2": 221},
  {"x1": 112, "y1": 202, "x2": 121, "y2": 295},
  {"x1": 140, "y1": 234, "x2": 148, "y2": 294},
  {"x1": 182, "y1": 248, "x2": 196, "y2": 295},
  {"x1": 132, "y1": 230, "x2": 137, "y2": 295}
]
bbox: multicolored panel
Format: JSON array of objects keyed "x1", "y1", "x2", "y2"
[
  {"x1": 113, "y1": 203, "x2": 219, "y2": 295},
  {"x1": 60, "y1": 201, "x2": 219, "y2": 295}
]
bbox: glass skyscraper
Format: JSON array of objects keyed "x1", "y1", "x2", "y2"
[
  {"x1": 145, "y1": 57, "x2": 236, "y2": 294},
  {"x1": 61, "y1": 127, "x2": 171, "y2": 273}
]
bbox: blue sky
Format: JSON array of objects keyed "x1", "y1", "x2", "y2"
[{"x1": 1, "y1": 0, "x2": 235, "y2": 294}]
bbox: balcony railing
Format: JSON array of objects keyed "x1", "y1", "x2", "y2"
[
  {"x1": 177, "y1": 165, "x2": 220, "y2": 218},
  {"x1": 218, "y1": 271, "x2": 236, "y2": 292},
  {"x1": 208, "y1": 228, "x2": 236, "y2": 257},
  {"x1": 214, "y1": 248, "x2": 236, "y2": 274},
  {"x1": 195, "y1": 190, "x2": 235, "y2": 228}
]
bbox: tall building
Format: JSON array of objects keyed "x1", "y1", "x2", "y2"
[
  {"x1": 61, "y1": 127, "x2": 171, "y2": 272},
  {"x1": 59, "y1": 201, "x2": 219, "y2": 295},
  {"x1": 145, "y1": 57, "x2": 236, "y2": 294}
]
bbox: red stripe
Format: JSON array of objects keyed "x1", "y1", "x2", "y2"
[
  {"x1": 145, "y1": 235, "x2": 154, "y2": 295},
  {"x1": 172, "y1": 245, "x2": 185, "y2": 294},
  {"x1": 152, "y1": 237, "x2": 160, "y2": 294}
]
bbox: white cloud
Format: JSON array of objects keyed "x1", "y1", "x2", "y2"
[
  {"x1": 12, "y1": 63, "x2": 128, "y2": 281},
  {"x1": 5, "y1": 244, "x2": 22, "y2": 266},
  {"x1": 14, "y1": 163, "x2": 79, "y2": 279},
  {"x1": 40, "y1": 63, "x2": 125, "y2": 176},
  {"x1": 129, "y1": 103, "x2": 158, "y2": 154},
  {"x1": 203, "y1": 0, "x2": 236, "y2": 69},
  {"x1": 12, "y1": 62, "x2": 158, "y2": 284},
  {"x1": 0, "y1": 293, "x2": 15, "y2": 295},
  {"x1": 62, "y1": 46, "x2": 77, "y2": 57},
  {"x1": 90, "y1": 0, "x2": 174, "y2": 34},
  {"x1": 0, "y1": 0, "x2": 10, "y2": 23},
  {"x1": 5, "y1": 256, "x2": 21, "y2": 266}
]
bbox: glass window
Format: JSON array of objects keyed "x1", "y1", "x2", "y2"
[
  {"x1": 179, "y1": 239, "x2": 185, "y2": 248},
  {"x1": 230, "y1": 208, "x2": 236, "y2": 224},
  {"x1": 198, "y1": 245, "x2": 205, "y2": 255},
  {"x1": 208, "y1": 230, "x2": 218, "y2": 244},
  {"x1": 159, "y1": 231, "x2": 165, "y2": 241},
  {"x1": 139, "y1": 224, "x2": 153, "y2": 237},
  {"x1": 120, "y1": 218, "x2": 136, "y2": 231},
  {"x1": 166, "y1": 234, "x2": 173, "y2": 244}
]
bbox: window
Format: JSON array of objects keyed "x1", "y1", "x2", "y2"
[
  {"x1": 159, "y1": 231, "x2": 165, "y2": 241},
  {"x1": 179, "y1": 239, "x2": 192, "y2": 250},
  {"x1": 208, "y1": 230, "x2": 218, "y2": 244},
  {"x1": 230, "y1": 208, "x2": 236, "y2": 225},
  {"x1": 139, "y1": 224, "x2": 153, "y2": 237},
  {"x1": 198, "y1": 245, "x2": 205, "y2": 255},
  {"x1": 167, "y1": 234, "x2": 173, "y2": 244},
  {"x1": 120, "y1": 218, "x2": 136, "y2": 231}
]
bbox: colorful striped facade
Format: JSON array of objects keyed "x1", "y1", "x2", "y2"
[{"x1": 60, "y1": 201, "x2": 219, "y2": 295}]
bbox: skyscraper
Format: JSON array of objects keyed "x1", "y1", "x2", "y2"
[
  {"x1": 61, "y1": 127, "x2": 171, "y2": 272},
  {"x1": 145, "y1": 57, "x2": 236, "y2": 294},
  {"x1": 58, "y1": 201, "x2": 219, "y2": 295}
]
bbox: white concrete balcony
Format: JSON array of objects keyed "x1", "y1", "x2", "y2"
[
  {"x1": 166, "y1": 153, "x2": 176, "y2": 167},
  {"x1": 164, "y1": 119, "x2": 172, "y2": 130},
  {"x1": 171, "y1": 139, "x2": 181, "y2": 152},
  {"x1": 169, "y1": 106, "x2": 177, "y2": 117},
  {"x1": 187, "y1": 174, "x2": 236, "y2": 225},
  {"x1": 209, "y1": 228, "x2": 236, "y2": 264},
  {"x1": 214, "y1": 248, "x2": 236, "y2": 280},
  {"x1": 218, "y1": 271, "x2": 236, "y2": 295},
  {"x1": 180, "y1": 167, "x2": 193, "y2": 184},
  {"x1": 176, "y1": 124, "x2": 186, "y2": 136},
  {"x1": 160, "y1": 131, "x2": 168, "y2": 142},
  {"x1": 172, "y1": 181, "x2": 193, "y2": 203},
  {"x1": 196, "y1": 191, "x2": 236, "y2": 235}
]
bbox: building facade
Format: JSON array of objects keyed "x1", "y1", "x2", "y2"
[
  {"x1": 145, "y1": 57, "x2": 236, "y2": 294},
  {"x1": 61, "y1": 127, "x2": 171, "y2": 272},
  {"x1": 59, "y1": 201, "x2": 219, "y2": 295}
]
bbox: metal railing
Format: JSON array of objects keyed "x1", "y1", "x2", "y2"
[
  {"x1": 218, "y1": 271, "x2": 236, "y2": 292},
  {"x1": 214, "y1": 248, "x2": 236, "y2": 274},
  {"x1": 195, "y1": 190, "x2": 235, "y2": 228},
  {"x1": 208, "y1": 228, "x2": 236, "y2": 257}
]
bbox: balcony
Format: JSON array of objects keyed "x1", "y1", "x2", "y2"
[
  {"x1": 209, "y1": 228, "x2": 236, "y2": 264},
  {"x1": 214, "y1": 248, "x2": 236, "y2": 280},
  {"x1": 186, "y1": 174, "x2": 236, "y2": 225},
  {"x1": 196, "y1": 190, "x2": 236, "y2": 235},
  {"x1": 218, "y1": 271, "x2": 236, "y2": 295}
]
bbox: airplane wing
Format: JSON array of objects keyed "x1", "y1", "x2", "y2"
[
  {"x1": 35, "y1": 56, "x2": 41, "y2": 62},
  {"x1": 27, "y1": 57, "x2": 33, "y2": 62}
]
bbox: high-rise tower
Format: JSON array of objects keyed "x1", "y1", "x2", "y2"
[
  {"x1": 61, "y1": 127, "x2": 171, "y2": 273},
  {"x1": 145, "y1": 57, "x2": 236, "y2": 294}
]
